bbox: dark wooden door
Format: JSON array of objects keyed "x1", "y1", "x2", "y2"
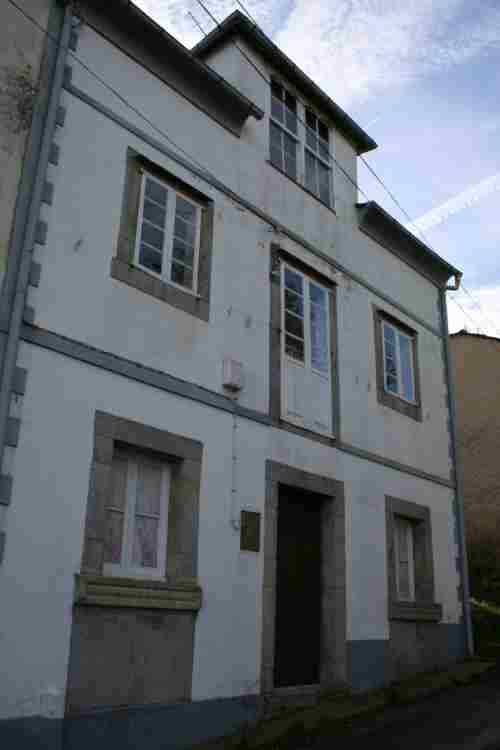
[{"x1": 274, "y1": 486, "x2": 322, "y2": 687}]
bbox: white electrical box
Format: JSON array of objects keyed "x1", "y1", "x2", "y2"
[{"x1": 222, "y1": 358, "x2": 244, "y2": 392}]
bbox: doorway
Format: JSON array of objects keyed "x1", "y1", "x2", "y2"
[
  {"x1": 261, "y1": 461, "x2": 346, "y2": 695},
  {"x1": 274, "y1": 485, "x2": 322, "y2": 687}
]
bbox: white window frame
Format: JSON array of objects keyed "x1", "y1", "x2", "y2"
[
  {"x1": 134, "y1": 170, "x2": 202, "y2": 296},
  {"x1": 269, "y1": 80, "x2": 299, "y2": 180},
  {"x1": 304, "y1": 107, "x2": 332, "y2": 205},
  {"x1": 382, "y1": 320, "x2": 417, "y2": 404},
  {"x1": 269, "y1": 81, "x2": 333, "y2": 207},
  {"x1": 280, "y1": 263, "x2": 332, "y2": 431},
  {"x1": 394, "y1": 516, "x2": 415, "y2": 602},
  {"x1": 104, "y1": 452, "x2": 170, "y2": 580}
]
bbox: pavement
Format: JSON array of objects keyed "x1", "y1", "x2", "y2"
[{"x1": 314, "y1": 665, "x2": 500, "y2": 750}]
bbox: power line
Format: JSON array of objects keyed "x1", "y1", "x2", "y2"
[
  {"x1": 187, "y1": 11, "x2": 208, "y2": 37},
  {"x1": 195, "y1": 0, "x2": 370, "y2": 201},
  {"x1": 9, "y1": 0, "x2": 495, "y2": 338},
  {"x1": 234, "y1": 0, "x2": 257, "y2": 26},
  {"x1": 359, "y1": 158, "x2": 500, "y2": 336}
]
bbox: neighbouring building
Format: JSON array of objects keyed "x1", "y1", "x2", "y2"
[
  {"x1": 450, "y1": 330, "x2": 500, "y2": 602},
  {"x1": 0, "y1": 2, "x2": 470, "y2": 748},
  {"x1": 0, "y1": 0, "x2": 53, "y2": 293}
]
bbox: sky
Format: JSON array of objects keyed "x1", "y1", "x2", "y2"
[{"x1": 136, "y1": 0, "x2": 500, "y2": 335}]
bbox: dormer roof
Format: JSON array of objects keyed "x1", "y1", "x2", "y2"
[{"x1": 192, "y1": 11, "x2": 377, "y2": 155}]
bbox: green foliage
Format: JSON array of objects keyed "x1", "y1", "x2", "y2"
[{"x1": 471, "y1": 597, "x2": 500, "y2": 657}]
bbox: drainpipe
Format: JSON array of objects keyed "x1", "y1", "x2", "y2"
[
  {"x1": 0, "y1": 4, "x2": 73, "y2": 487},
  {"x1": 439, "y1": 282, "x2": 474, "y2": 656}
]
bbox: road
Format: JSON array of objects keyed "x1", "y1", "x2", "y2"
[{"x1": 314, "y1": 667, "x2": 500, "y2": 750}]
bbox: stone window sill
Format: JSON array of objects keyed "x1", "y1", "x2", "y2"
[
  {"x1": 74, "y1": 574, "x2": 202, "y2": 611},
  {"x1": 389, "y1": 600, "x2": 442, "y2": 623}
]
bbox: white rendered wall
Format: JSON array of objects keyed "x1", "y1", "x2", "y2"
[
  {"x1": 28, "y1": 23, "x2": 452, "y2": 479},
  {"x1": 0, "y1": 344, "x2": 460, "y2": 718}
]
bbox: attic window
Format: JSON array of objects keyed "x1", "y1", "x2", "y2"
[
  {"x1": 305, "y1": 108, "x2": 331, "y2": 205},
  {"x1": 270, "y1": 80, "x2": 298, "y2": 180}
]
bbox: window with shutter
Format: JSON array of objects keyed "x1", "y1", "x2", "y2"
[
  {"x1": 281, "y1": 264, "x2": 332, "y2": 435},
  {"x1": 104, "y1": 448, "x2": 170, "y2": 580}
]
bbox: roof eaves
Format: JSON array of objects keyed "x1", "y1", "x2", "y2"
[
  {"x1": 356, "y1": 201, "x2": 461, "y2": 284},
  {"x1": 89, "y1": 1, "x2": 264, "y2": 122},
  {"x1": 192, "y1": 11, "x2": 376, "y2": 155}
]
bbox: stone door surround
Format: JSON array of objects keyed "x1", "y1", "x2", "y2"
[{"x1": 261, "y1": 460, "x2": 346, "y2": 695}]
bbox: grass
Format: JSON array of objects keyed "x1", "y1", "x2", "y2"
[{"x1": 471, "y1": 597, "x2": 500, "y2": 659}]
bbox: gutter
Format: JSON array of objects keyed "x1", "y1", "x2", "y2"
[
  {"x1": 439, "y1": 287, "x2": 474, "y2": 656},
  {"x1": 446, "y1": 271, "x2": 462, "y2": 291},
  {"x1": 0, "y1": 4, "x2": 73, "y2": 527}
]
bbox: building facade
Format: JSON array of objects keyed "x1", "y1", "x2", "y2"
[
  {"x1": 451, "y1": 330, "x2": 500, "y2": 602},
  {"x1": 0, "y1": 2, "x2": 470, "y2": 747}
]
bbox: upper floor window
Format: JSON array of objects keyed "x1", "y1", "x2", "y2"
[
  {"x1": 269, "y1": 81, "x2": 332, "y2": 207},
  {"x1": 382, "y1": 320, "x2": 416, "y2": 403},
  {"x1": 305, "y1": 109, "x2": 331, "y2": 206},
  {"x1": 270, "y1": 80, "x2": 298, "y2": 180},
  {"x1": 113, "y1": 148, "x2": 214, "y2": 322},
  {"x1": 135, "y1": 172, "x2": 201, "y2": 293},
  {"x1": 374, "y1": 308, "x2": 422, "y2": 422},
  {"x1": 281, "y1": 264, "x2": 333, "y2": 435}
]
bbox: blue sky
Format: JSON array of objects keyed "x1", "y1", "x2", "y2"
[{"x1": 136, "y1": 0, "x2": 500, "y2": 335}]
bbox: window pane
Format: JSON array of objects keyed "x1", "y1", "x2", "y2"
[
  {"x1": 319, "y1": 138, "x2": 330, "y2": 162},
  {"x1": 305, "y1": 150, "x2": 317, "y2": 193},
  {"x1": 175, "y1": 196, "x2": 196, "y2": 223},
  {"x1": 283, "y1": 134, "x2": 297, "y2": 179},
  {"x1": 174, "y1": 215, "x2": 196, "y2": 245},
  {"x1": 318, "y1": 120, "x2": 329, "y2": 144},
  {"x1": 318, "y1": 161, "x2": 331, "y2": 205},
  {"x1": 309, "y1": 283, "x2": 326, "y2": 306},
  {"x1": 143, "y1": 199, "x2": 166, "y2": 229},
  {"x1": 284, "y1": 268, "x2": 303, "y2": 295},
  {"x1": 285, "y1": 311, "x2": 304, "y2": 339},
  {"x1": 284, "y1": 91, "x2": 297, "y2": 134},
  {"x1": 398, "y1": 561, "x2": 411, "y2": 599},
  {"x1": 145, "y1": 178, "x2": 168, "y2": 206},
  {"x1": 383, "y1": 323, "x2": 399, "y2": 392},
  {"x1": 139, "y1": 245, "x2": 162, "y2": 274},
  {"x1": 310, "y1": 301, "x2": 328, "y2": 373},
  {"x1": 395, "y1": 519, "x2": 412, "y2": 600},
  {"x1": 132, "y1": 516, "x2": 159, "y2": 568},
  {"x1": 270, "y1": 121, "x2": 283, "y2": 171},
  {"x1": 383, "y1": 322, "x2": 396, "y2": 347},
  {"x1": 141, "y1": 221, "x2": 164, "y2": 251},
  {"x1": 110, "y1": 456, "x2": 127, "y2": 510},
  {"x1": 271, "y1": 92, "x2": 283, "y2": 123},
  {"x1": 136, "y1": 461, "x2": 162, "y2": 516},
  {"x1": 285, "y1": 335, "x2": 304, "y2": 362},
  {"x1": 306, "y1": 109, "x2": 317, "y2": 150},
  {"x1": 172, "y1": 237, "x2": 195, "y2": 267},
  {"x1": 285, "y1": 288, "x2": 304, "y2": 317},
  {"x1": 171, "y1": 261, "x2": 193, "y2": 289},
  {"x1": 398, "y1": 333, "x2": 415, "y2": 401},
  {"x1": 105, "y1": 510, "x2": 124, "y2": 564}
]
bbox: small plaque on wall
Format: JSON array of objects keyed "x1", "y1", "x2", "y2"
[{"x1": 240, "y1": 511, "x2": 261, "y2": 552}]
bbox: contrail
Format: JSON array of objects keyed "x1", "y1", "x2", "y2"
[{"x1": 407, "y1": 173, "x2": 500, "y2": 234}]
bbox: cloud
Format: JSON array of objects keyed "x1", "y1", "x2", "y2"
[
  {"x1": 448, "y1": 284, "x2": 500, "y2": 336},
  {"x1": 406, "y1": 173, "x2": 500, "y2": 234},
  {"x1": 134, "y1": 1, "x2": 500, "y2": 109},
  {"x1": 274, "y1": 0, "x2": 500, "y2": 108},
  {"x1": 133, "y1": 0, "x2": 286, "y2": 49}
]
